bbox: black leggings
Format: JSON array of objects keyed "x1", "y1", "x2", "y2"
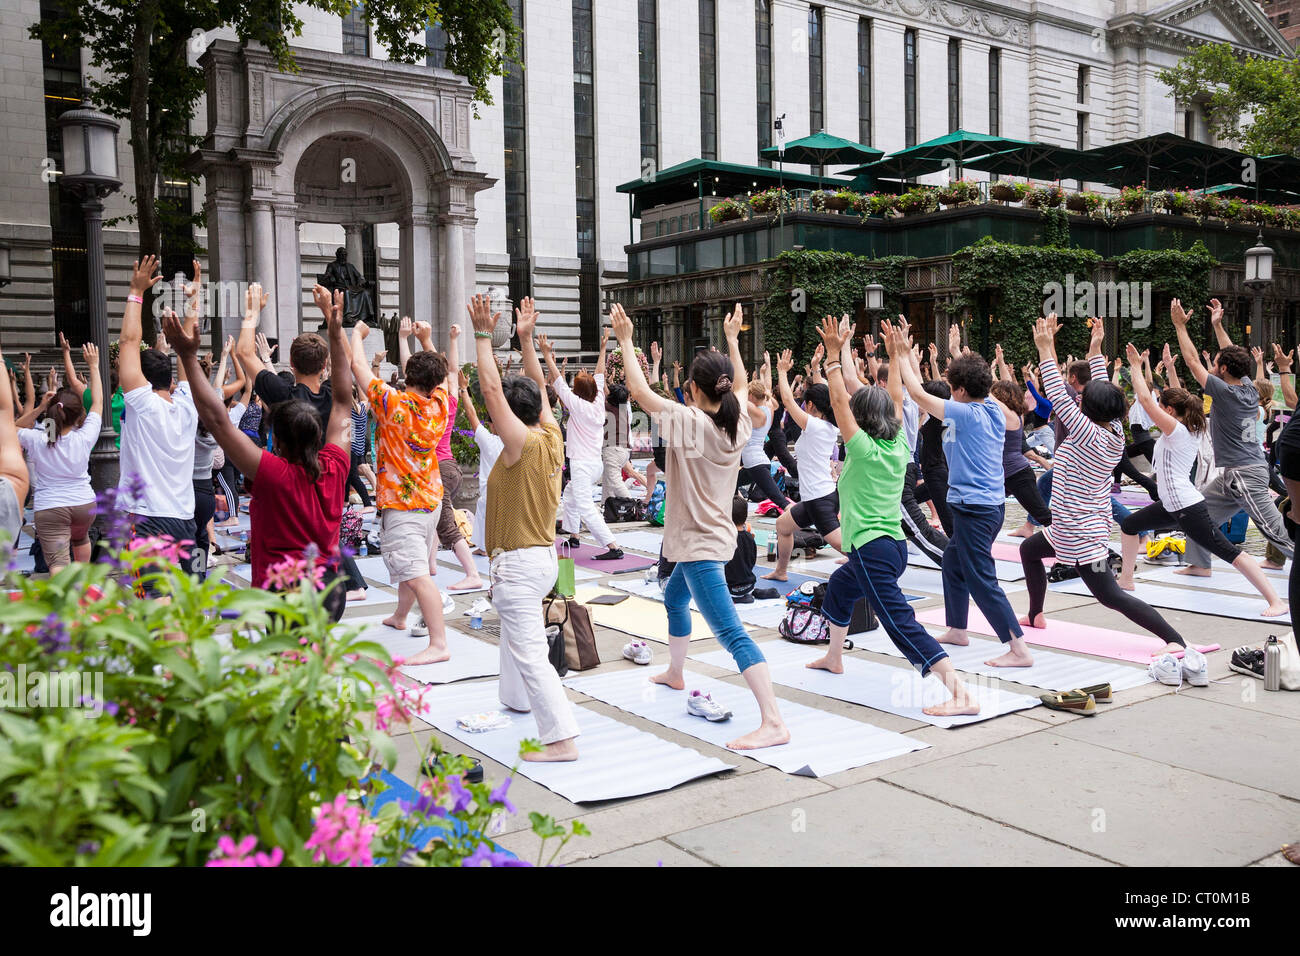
[
  {"x1": 1114, "y1": 440, "x2": 1159, "y2": 500},
  {"x1": 215, "y1": 461, "x2": 240, "y2": 518},
  {"x1": 741, "y1": 463, "x2": 789, "y2": 509},
  {"x1": 1020, "y1": 532, "x2": 1184, "y2": 645},
  {"x1": 1120, "y1": 500, "x2": 1240, "y2": 564},
  {"x1": 193, "y1": 480, "x2": 216, "y2": 580},
  {"x1": 1006, "y1": 466, "x2": 1052, "y2": 526},
  {"x1": 915, "y1": 467, "x2": 954, "y2": 536},
  {"x1": 348, "y1": 452, "x2": 372, "y2": 508},
  {"x1": 764, "y1": 424, "x2": 798, "y2": 479},
  {"x1": 901, "y1": 463, "x2": 949, "y2": 565}
]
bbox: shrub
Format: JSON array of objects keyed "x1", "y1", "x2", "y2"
[
  {"x1": 748, "y1": 187, "x2": 791, "y2": 214},
  {"x1": 896, "y1": 187, "x2": 939, "y2": 215},
  {"x1": 938, "y1": 179, "x2": 982, "y2": 205},
  {"x1": 708, "y1": 199, "x2": 745, "y2": 224}
]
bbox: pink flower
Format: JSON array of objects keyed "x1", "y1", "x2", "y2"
[
  {"x1": 305, "y1": 795, "x2": 377, "y2": 866},
  {"x1": 206, "y1": 835, "x2": 282, "y2": 867}
]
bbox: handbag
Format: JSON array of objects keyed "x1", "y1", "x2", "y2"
[
  {"x1": 543, "y1": 592, "x2": 600, "y2": 671},
  {"x1": 555, "y1": 542, "x2": 576, "y2": 598},
  {"x1": 777, "y1": 583, "x2": 855, "y2": 648},
  {"x1": 1276, "y1": 631, "x2": 1300, "y2": 692},
  {"x1": 602, "y1": 496, "x2": 643, "y2": 524},
  {"x1": 545, "y1": 620, "x2": 568, "y2": 678}
]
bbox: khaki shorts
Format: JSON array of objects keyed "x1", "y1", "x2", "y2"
[
  {"x1": 380, "y1": 505, "x2": 441, "y2": 584},
  {"x1": 35, "y1": 503, "x2": 96, "y2": 569},
  {"x1": 435, "y1": 459, "x2": 463, "y2": 548}
]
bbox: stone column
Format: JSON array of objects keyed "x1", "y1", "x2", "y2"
[
  {"x1": 344, "y1": 222, "x2": 364, "y2": 271},
  {"x1": 249, "y1": 199, "x2": 277, "y2": 336},
  {"x1": 440, "y1": 214, "x2": 466, "y2": 346},
  {"x1": 274, "y1": 206, "x2": 300, "y2": 341}
]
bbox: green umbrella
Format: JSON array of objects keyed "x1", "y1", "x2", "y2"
[
  {"x1": 963, "y1": 144, "x2": 1113, "y2": 184},
  {"x1": 1082, "y1": 133, "x2": 1241, "y2": 191},
  {"x1": 840, "y1": 154, "x2": 955, "y2": 183},
  {"x1": 856, "y1": 129, "x2": 1043, "y2": 180},
  {"x1": 758, "y1": 131, "x2": 883, "y2": 190}
]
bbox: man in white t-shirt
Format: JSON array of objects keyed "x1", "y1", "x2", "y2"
[{"x1": 117, "y1": 255, "x2": 200, "y2": 574}]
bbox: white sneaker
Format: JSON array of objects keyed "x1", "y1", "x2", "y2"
[
  {"x1": 1179, "y1": 645, "x2": 1209, "y2": 687},
  {"x1": 1148, "y1": 653, "x2": 1183, "y2": 688},
  {"x1": 621, "y1": 641, "x2": 652, "y2": 665},
  {"x1": 463, "y1": 598, "x2": 492, "y2": 618},
  {"x1": 686, "y1": 690, "x2": 731, "y2": 722},
  {"x1": 410, "y1": 616, "x2": 428, "y2": 638}
]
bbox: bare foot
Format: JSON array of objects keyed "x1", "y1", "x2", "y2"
[
  {"x1": 382, "y1": 614, "x2": 407, "y2": 630},
  {"x1": 835, "y1": 556, "x2": 848, "y2": 565},
  {"x1": 1262, "y1": 560, "x2": 1285, "y2": 570},
  {"x1": 985, "y1": 647, "x2": 1034, "y2": 667},
  {"x1": 726, "y1": 721, "x2": 790, "y2": 750},
  {"x1": 1117, "y1": 576, "x2": 1135, "y2": 592},
  {"x1": 762, "y1": 570, "x2": 788, "y2": 582},
  {"x1": 923, "y1": 696, "x2": 981, "y2": 717},
  {"x1": 805, "y1": 654, "x2": 843, "y2": 674},
  {"x1": 1152, "y1": 641, "x2": 1184, "y2": 658},
  {"x1": 404, "y1": 643, "x2": 451, "y2": 665},
  {"x1": 346, "y1": 589, "x2": 367, "y2": 602},
  {"x1": 1283, "y1": 843, "x2": 1300, "y2": 865},
  {"x1": 1173, "y1": 566, "x2": 1211, "y2": 578},
  {"x1": 650, "y1": 670, "x2": 685, "y2": 690},
  {"x1": 473, "y1": 549, "x2": 488, "y2": 557},
  {"x1": 936, "y1": 628, "x2": 970, "y2": 646},
  {"x1": 1018, "y1": 613, "x2": 1047, "y2": 629},
  {"x1": 1008, "y1": 524, "x2": 1035, "y2": 538},
  {"x1": 1262, "y1": 602, "x2": 1289, "y2": 618},
  {"x1": 523, "y1": 738, "x2": 578, "y2": 762},
  {"x1": 447, "y1": 576, "x2": 485, "y2": 592}
]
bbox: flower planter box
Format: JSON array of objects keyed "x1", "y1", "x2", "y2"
[{"x1": 989, "y1": 184, "x2": 1020, "y2": 203}]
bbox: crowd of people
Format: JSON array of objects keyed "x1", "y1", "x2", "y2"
[{"x1": 3, "y1": 267, "x2": 1297, "y2": 753}]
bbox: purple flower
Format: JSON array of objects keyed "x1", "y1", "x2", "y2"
[
  {"x1": 489, "y1": 776, "x2": 516, "y2": 815},
  {"x1": 34, "y1": 613, "x2": 70, "y2": 655},
  {"x1": 76, "y1": 841, "x2": 101, "y2": 856},
  {"x1": 460, "y1": 844, "x2": 529, "y2": 867},
  {"x1": 446, "y1": 774, "x2": 473, "y2": 814}
]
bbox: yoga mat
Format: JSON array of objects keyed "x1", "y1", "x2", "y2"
[
  {"x1": 913, "y1": 606, "x2": 1221, "y2": 664},
  {"x1": 555, "y1": 539, "x2": 655, "y2": 574},
  {"x1": 906, "y1": 543, "x2": 1025, "y2": 581},
  {"x1": 613, "y1": 530, "x2": 667, "y2": 554},
  {"x1": 1138, "y1": 565, "x2": 1287, "y2": 596},
  {"x1": 354, "y1": 555, "x2": 490, "y2": 593},
  {"x1": 856, "y1": 629, "x2": 1153, "y2": 693},
  {"x1": 1050, "y1": 577, "x2": 1289, "y2": 625},
  {"x1": 564, "y1": 668, "x2": 927, "y2": 777},
  {"x1": 349, "y1": 613, "x2": 500, "y2": 683},
  {"x1": 607, "y1": 571, "x2": 827, "y2": 609},
  {"x1": 575, "y1": 585, "x2": 713, "y2": 643},
  {"x1": 991, "y1": 540, "x2": 1052, "y2": 566},
  {"x1": 690, "y1": 641, "x2": 1041, "y2": 728},
  {"x1": 410, "y1": 680, "x2": 733, "y2": 803}
]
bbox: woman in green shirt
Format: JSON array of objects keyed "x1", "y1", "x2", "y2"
[{"x1": 807, "y1": 316, "x2": 978, "y2": 718}]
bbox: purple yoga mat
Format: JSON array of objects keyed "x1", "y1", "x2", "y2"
[{"x1": 555, "y1": 539, "x2": 656, "y2": 573}]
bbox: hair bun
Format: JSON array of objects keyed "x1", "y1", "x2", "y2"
[{"x1": 714, "y1": 374, "x2": 733, "y2": 394}]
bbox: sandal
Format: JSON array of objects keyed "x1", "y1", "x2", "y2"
[{"x1": 1039, "y1": 691, "x2": 1097, "y2": 716}]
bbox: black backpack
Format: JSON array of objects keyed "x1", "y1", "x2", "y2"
[
  {"x1": 602, "y1": 496, "x2": 643, "y2": 523},
  {"x1": 1048, "y1": 550, "x2": 1122, "y2": 582}
]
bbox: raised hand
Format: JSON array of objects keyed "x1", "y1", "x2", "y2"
[
  {"x1": 246, "y1": 282, "x2": 268, "y2": 322},
  {"x1": 948, "y1": 320, "x2": 962, "y2": 356},
  {"x1": 650, "y1": 341, "x2": 661, "y2": 365},
  {"x1": 1125, "y1": 342, "x2": 1141, "y2": 365},
  {"x1": 536, "y1": 333, "x2": 554, "y2": 358},
  {"x1": 467, "y1": 294, "x2": 496, "y2": 336},
  {"x1": 515, "y1": 296, "x2": 539, "y2": 341},
  {"x1": 161, "y1": 307, "x2": 200, "y2": 357},
  {"x1": 1088, "y1": 315, "x2": 1105, "y2": 354},
  {"x1": 399, "y1": 315, "x2": 413, "y2": 338},
  {"x1": 129, "y1": 255, "x2": 162, "y2": 296},
  {"x1": 255, "y1": 332, "x2": 274, "y2": 365},
  {"x1": 811, "y1": 343, "x2": 825, "y2": 367},
  {"x1": 1033, "y1": 313, "x2": 1061, "y2": 352},
  {"x1": 1209, "y1": 297, "x2": 1224, "y2": 326},
  {"x1": 449, "y1": 323, "x2": 461, "y2": 341},
  {"x1": 1170, "y1": 298, "x2": 1192, "y2": 328},
  {"x1": 81, "y1": 342, "x2": 99, "y2": 367},
  {"x1": 609, "y1": 303, "x2": 633, "y2": 345},
  {"x1": 777, "y1": 349, "x2": 794, "y2": 374},
  {"x1": 1252, "y1": 345, "x2": 1265, "y2": 370},
  {"x1": 722, "y1": 303, "x2": 744, "y2": 342},
  {"x1": 1272, "y1": 343, "x2": 1294, "y2": 373},
  {"x1": 458, "y1": 367, "x2": 469, "y2": 391},
  {"x1": 815, "y1": 315, "x2": 848, "y2": 356}
]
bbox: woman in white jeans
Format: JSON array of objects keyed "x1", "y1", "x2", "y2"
[
  {"x1": 469, "y1": 293, "x2": 579, "y2": 762},
  {"x1": 542, "y1": 327, "x2": 623, "y2": 561}
]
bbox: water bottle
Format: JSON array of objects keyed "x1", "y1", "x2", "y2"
[
  {"x1": 1264, "y1": 636, "x2": 1281, "y2": 692},
  {"x1": 767, "y1": 533, "x2": 777, "y2": 562},
  {"x1": 643, "y1": 565, "x2": 656, "y2": 587},
  {"x1": 470, "y1": 612, "x2": 483, "y2": 630},
  {"x1": 359, "y1": 540, "x2": 368, "y2": 558}
]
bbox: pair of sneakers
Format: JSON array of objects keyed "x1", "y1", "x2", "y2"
[
  {"x1": 1148, "y1": 645, "x2": 1209, "y2": 688},
  {"x1": 409, "y1": 592, "x2": 459, "y2": 637}
]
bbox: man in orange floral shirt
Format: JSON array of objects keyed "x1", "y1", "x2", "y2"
[{"x1": 349, "y1": 319, "x2": 451, "y2": 665}]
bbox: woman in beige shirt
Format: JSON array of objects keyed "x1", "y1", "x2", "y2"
[{"x1": 611, "y1": 302, "x2": 789, "y2": 751}]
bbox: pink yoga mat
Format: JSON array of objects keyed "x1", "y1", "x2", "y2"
[
  {"x1": 913, "y1": 606, "x2": 1219, "y2": 665},
  {"x1": 555, "y1": 539, "x2": 656, "y2": 574},
  {"x1": 990, "y1": 541, "x2": 1053, "y2": 566}
]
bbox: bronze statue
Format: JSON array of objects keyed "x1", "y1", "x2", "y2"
[{"x1": 317, "y1": 246, "x2": 374, "y2": 326}]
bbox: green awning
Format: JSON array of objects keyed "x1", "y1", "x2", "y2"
[
  {"x1": 758, "y1": 131, "x2": 884, "y2": 170},
  {"x1": 615, "y1": 158, "x2": 855, "y2": 217},
  {"x1": 853, "y1": 129, "x2": 1043, "y2": 179}
]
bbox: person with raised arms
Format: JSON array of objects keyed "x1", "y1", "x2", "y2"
[
  {"x1": 808, "y1": 315, "x2": 978, "y2": 717},
  {"x1": 468, "y1": 294, "x2": 579, "y2": 762},
  {"x1": 895, "y1": 315, "x2": 1032, "y2": 667},
  {"x1": 610, "y1": 301, "x2": 789, "y2": 750}
]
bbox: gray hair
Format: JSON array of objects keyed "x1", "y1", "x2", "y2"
[{"x1": 850, "y1": 385, "x2": 901, "y2": 441}]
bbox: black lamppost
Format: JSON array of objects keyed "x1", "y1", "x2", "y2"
[
  {"x1": 1244, "y1": 230, "x2": 1274, "y2": 351},
  {"x1": 864, "y1": 281, "x2": 885, "y2": 337},
  {"x1": 56, "y1": 106, "x2": 122, "y2": 493}
]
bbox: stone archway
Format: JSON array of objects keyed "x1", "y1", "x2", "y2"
[{"x1": 192, "y1": 40, "x2": 493, "y2": 347}]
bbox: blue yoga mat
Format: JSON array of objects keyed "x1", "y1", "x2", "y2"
[{"x1": 363, "y1": 769, "x2": 518, "y2": 861}]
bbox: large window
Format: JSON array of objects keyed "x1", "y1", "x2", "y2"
[
  {"x1": 574, "y1": 0, "x2": 599, "y2": 349},
  {"x1": 40, "y1": 0, "x2": 89, "y2": 343},
  {"x1": 425, "y1": 22, "x2": 448, "y2": 69},
  {"x1": 342, "y1": 4, "x2": 369, "y2": 57},
  {"x1": 947, "y1": 38, "x2": 961, "y2": 132},
  {"x1": 808, "y1": 6, "x2": 824, "y2": 134},
  {"x1": 638, "y1": 0, "x2": 659, "y2": 167},
  {"x1": 988, "y1": 47, "x2": 1001, "y2": 136},
  {"x1": 1077, "y1": 112, "x2": 1088, "y2": 151},
  {"x1": 756, "y1": 0, "x2": 773, "y2": 167},
  {"x1": 903, "y1": 29, "x2": 917, "y2": 148},
  {"x1": 699, "y1": 0, "x2": 718, "y2": 160},
  {"x1": 857, "y1": 18, "x2": 872, "y2": 145},
  {"x1": 1077, "y1": 65, "x2": 1089, "y2": 104},
  {"x1": 503, "y1": 0, "x2": 530, "y2": 304}
]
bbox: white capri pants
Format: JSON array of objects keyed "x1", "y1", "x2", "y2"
[
  {"x1": 561, "y1": 456, "x2": 615, "y2": 547},
  {"x1": 490, "y1": 546, "x2": 580, "y2": 745}
]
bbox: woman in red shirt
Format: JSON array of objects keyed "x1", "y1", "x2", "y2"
[{"x1": 163, "y1": 285, "x2": 355, "y2": 619}]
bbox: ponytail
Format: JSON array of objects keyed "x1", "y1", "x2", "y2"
[
  {"x1": 1160, "y1": 387, "x2": 1206, "y2": 435},
  {"x1": 45, "y1": 387, "x2": 87, "y2": 445},
  {"x1": 689, "y1": 351, "x2": 741, "y2": 444}
]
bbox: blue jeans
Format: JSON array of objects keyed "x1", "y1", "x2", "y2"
[
  {"x1": 1033, "y1": 468, "x2": 1131, "y2": 526},
  {"x1": 663, "y1": 560, "x2": 765, "y2": 672},
  {"x1": 823, "y1": 536, "x2": 948, "y2": 676},
  {"x1": 942, "y1": 502, "x2": 1023, "y2": 643}
]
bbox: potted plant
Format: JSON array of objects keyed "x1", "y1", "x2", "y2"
[
  {"x1": 1065, "y1": 190, "x2": 1101, "y2": 214},
  {"x1": 989, "y1": 181, "x2": 1025, "y2": 203},
  {"x1": 896, "y1": 187, "x2": 938, "y2": 216},
  {"x1": 1283, "y1": 209, "x2": 1300, "y2": 231},
  {"x1": 1192, "y1": 192, "x2": 1223, "y2": 218},
  {"x1": 866, "y1": 192, "x2": 898, "y2": 217},
  {"x1": 748, "y1": 187, "x2": 790, "y2": 214},
  {"x1": 1022, "y1": 185, "x2": 1064, "y2": 209},
  {"x1": 1116, "y1": 184, "x2": 1148, "y2": 213},
  {"x1": 1238, "y1": 201, "x2": 1270, "y2": 224},
  {"x1": 811, "y1": 189, "x2": 857, "y2": 212},
  {"x1": 709, "y1": 198, "x2": 744, "y2": 224},
  {"x1": 937, "y1": 179, "x2": 981, "y2": 206}
]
